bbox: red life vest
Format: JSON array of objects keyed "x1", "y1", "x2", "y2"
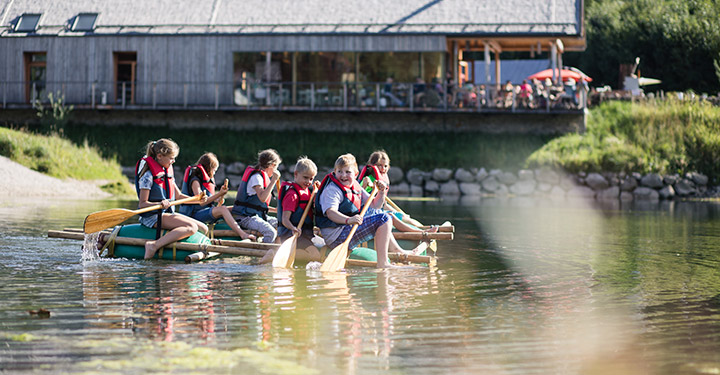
[
  {"x1": 135, "y1": 155, "x2": 175, "y2": 201},
  {"x1": 314, "y1": 172, "x2": 363, "y2": 228},
  {"x1": 326, "y1": 173, "x2": 361, "y2": 210},
  {"x1": 277, "y1": 181, "x2": 314, "y2": 237},
  {"x1": 181, "y1": 164, "x2": 215, "y2": 196},
  {"x1": 231, "y1": 166, "x2": 272, "y2": 218},
  {"x1": 358, "y1": 164, "x2": 389, "y2": 192}
]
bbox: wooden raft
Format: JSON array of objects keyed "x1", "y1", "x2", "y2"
[{"x1": 48, "y1": 230, "x2": 433, "y2": 266}]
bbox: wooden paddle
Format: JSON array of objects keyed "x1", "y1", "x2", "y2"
[
  {"x1": 272, "y1": 183, "x2": 319, "y2": 268},
  {"x1": 83, "y1": 193, "x2": 205, "y2": 234},
  {"x1": 320, "y1": 186, "x2": 379, "y2": 272},
  {"x1": 217, "y1": 178, "x2": 229, "y2": 206}
]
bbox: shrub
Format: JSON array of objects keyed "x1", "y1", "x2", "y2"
[{"x1": 0, "y1": 138, "x2": 15, "y2": 157}]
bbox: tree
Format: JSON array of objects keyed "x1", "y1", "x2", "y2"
[{"x1": 565, "y1": 0, "x2": 720, "y2": 94}]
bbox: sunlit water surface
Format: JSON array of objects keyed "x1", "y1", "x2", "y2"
[{"x1": 1, "y1": 196, "x2": 719, "y2": 374}]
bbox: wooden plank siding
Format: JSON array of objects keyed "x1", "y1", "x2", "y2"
[{"x1": 0, "y1": 34, "x2": 446, "y2": 106}]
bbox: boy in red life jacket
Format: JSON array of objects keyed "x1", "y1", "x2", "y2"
[
  {"x1": 259, "y1": 157, "x2": 322, "y2": 264},
  {"x1": 179, "y1": 152, "x2": 256, "y2": 241},
  {"x1": 359, "y1": 150, "x2": 434, "y2": 232},
  {"x1": 315, "y1": 154, "x2": 426, "y2": 268},
  {"x1": 135, "y1": 138, "x2": 208, "y2": 259},
  {"x1": 231, "y1": 149, "x2": 282, "y2": 243}
]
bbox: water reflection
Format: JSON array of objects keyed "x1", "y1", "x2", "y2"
[{"x1": 1, "y1": 196, "x2": 720, "y2": 374}]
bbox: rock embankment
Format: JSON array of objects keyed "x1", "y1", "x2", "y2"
[{"x1": 123, "y1": 163, "x2": 716, "y2": 201}]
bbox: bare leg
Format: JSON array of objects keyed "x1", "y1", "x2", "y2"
[
  {"x1": 259, "y1": 249, "x2": 274, "y2": 264},
  {"x1": 257, "y1": 236, "x2": 287, "y2": 264},
  {"x1": 373, "y1": 220, "x2": 399, "y2": 268},
  {"x1": 387, "y1": 234, "x2": 412, "y2": 255},
  {"x1": 390, "y1": 215, "x2": 421, "y2": 232},
  {"x1": 295, "y1": 245, "x2": 322, "y2": 262},
  {"x1": 145, "y1": 213, "x2": 200, "y2": 259},
  {"x1": 213, "y1": 206, "x2": 256, "y2": 241}
]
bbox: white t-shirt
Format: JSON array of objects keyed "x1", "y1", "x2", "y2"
[
  {"x1": 318, "y1": 182, "x2": 370, "y2": 245},
  {"x1": 246, "y1": 173, "x2": 265, "y2": 196},
  {"x1": 137, "y1": 165, "x2": 174, "y2": 213},
  {"x1": 138, "y1": 170, "x2": 153, "y2": 190}
]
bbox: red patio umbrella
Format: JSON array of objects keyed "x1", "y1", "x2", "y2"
[{"x1": 527, "y1": 68, "x2": 592, "y2": 83}]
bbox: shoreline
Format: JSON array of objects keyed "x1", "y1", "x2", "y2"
[{"x1": 0, "y1": 156, "x2": 111, "y2": 199}]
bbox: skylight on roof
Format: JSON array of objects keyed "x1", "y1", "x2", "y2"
[
  {"x1": 15, "y1": 13, "x2": 41, "y2": 32},
  {"x1": 71, "y1": 13, "x2": 98, "y2": 32}
]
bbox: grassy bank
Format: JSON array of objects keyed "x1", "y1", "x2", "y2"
[
  {"x1": 57, "y1": 125, "x2": 554, "y2": 172},
  {"x1": 0, "y1": 127, "x2": 135, "y2": 196},
  {"x1": 527, "y1": 100, "x2": 720, "y2": 181}
]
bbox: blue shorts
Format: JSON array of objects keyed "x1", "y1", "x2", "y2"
[
  {"x1": 327, "y1": 211, "x2": 391, "y2": 250},
  {"x1": 191, "y1": 207, "x2": 218, "y2": 224}
]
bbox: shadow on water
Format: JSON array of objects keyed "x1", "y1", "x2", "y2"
[{"x1": 1, "y1": 196, "x2": 720, "y2": 374}]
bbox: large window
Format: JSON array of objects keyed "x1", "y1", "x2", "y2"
[
  {"x1": 231, "y1": 51, "x2": 446, "y2": 107},
  {"x1": 233, "y1": 52, "x2": 291, "y2": 105},
  {"x1": 24, "y1": 52, "x2": 46, "y2": 103},
  {"x1": 295, "y1": 52, "x2": 356, "y2": 82},
  {"x1": 358, "y1": 52, "x2": 444, "y2": 83}
]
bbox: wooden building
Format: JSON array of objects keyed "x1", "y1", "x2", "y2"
[{"x1": 0, "y1": 0, "x2": 585, "y2": 111}]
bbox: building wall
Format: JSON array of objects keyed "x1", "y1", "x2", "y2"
[{"x1": 0, "y1": 34, "x2": 446, "y2": 105}]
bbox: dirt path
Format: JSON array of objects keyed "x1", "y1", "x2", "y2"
[{"x1": 0, "y1": 156, "x2": 112, "y2": 198}]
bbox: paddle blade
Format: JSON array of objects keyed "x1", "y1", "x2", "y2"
[
  {"x1": 319, "y1": 242, "x2": 349, "y2": 272},
  {"x1": 83, "y1": 208, "x2": 135, "y2": 233},
  {"x1": 272, "y1": 236, "x2": 298, "y2": 268}
]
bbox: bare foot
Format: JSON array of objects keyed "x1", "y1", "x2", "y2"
[
  {"x1": 144, "y1": 241, "x2": 157, "y2": 259},
  {"x1": 377, "y1": 261, "x2": 400, "y2": 269}
]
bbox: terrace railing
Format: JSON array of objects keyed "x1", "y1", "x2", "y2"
[{"x1": 0, "y1": 80, "x2": 587, "y2": 113}]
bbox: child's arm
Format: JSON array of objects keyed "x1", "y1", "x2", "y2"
[
  {"x1": 253, "y1": 170, "x2": 281, "y2": 204},
  {"x1": 192, "y1": 180, "x2": 227, "y2": 207},
  {"x1": 281, "y1": 190, "x2": 300, "y2": 235},
  {"x1": 138, "y1": 189, "x2": 170, "y2": 210},
  {"x1": 174, "y1": 183, "x2": 192, "y2": 200},
  {"x1": 175, "y1": 183, "x2": 207, "y2": 204},
  {"x1": 281, "y1": 210, "x2": 300, "y2": 236},
  {"x1": 371, "y1": 180, "x2": 387, "y2": 209},
  {"x1": 325, "y1": 208, "x2": 362, "y2": 226}
]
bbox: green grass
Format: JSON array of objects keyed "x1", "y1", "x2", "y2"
[
  {"x1": 58, "y1": 125, "x2": 555, "y2": 172},
  {"x1": 0, "y1": 127, "x2": 135, "y2": 196},
  {"x1": 526, "y1": 100, "x2": 720, "y2": 181}
]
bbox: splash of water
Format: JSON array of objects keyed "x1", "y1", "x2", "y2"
[{"x1": 82, "y1": 232, "x2": 100, "y2": 262}]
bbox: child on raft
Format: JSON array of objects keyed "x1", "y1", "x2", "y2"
[
  {"x1": 315, "y1": 153, "x2": 426, "y2": 268},
  {"x1": 260, "y1": 156, "x2": 322, "y2": 264},
  {"x1": 135, "y1": 138, "x2": 208, "y2": 260},
  {"x1": 358, "y1": 150, "x2": 434, "y2": 233},
  {"x1": 179, "y1": 152, "x2": 256, "y2": 241},
  {"x1": 231, "y1": 149, "x2": 282, "y2": 244}
]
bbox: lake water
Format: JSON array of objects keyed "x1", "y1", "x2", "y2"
[{"x1": 1, "y1": 196, "x2": 719, "y2": 374}]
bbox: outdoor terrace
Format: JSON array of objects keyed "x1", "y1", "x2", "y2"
[{"x1": 1, "y1": 79, "x2": 587, "y2": 113}]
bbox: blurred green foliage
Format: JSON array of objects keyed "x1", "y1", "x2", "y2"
[
  {"x1": 565, "y1": 0, "x2": 720, "y2": 94},
  {"x1": 527, "y1": 100, "x2": 720, "y2": 181}
]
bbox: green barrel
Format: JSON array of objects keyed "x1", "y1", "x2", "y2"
[
  {"x1": 348, "y1": 247, "x2": 378, "y2": 261},
  {"x1": 109, "y1": 224, "x2": 212, "y2": 261}
]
